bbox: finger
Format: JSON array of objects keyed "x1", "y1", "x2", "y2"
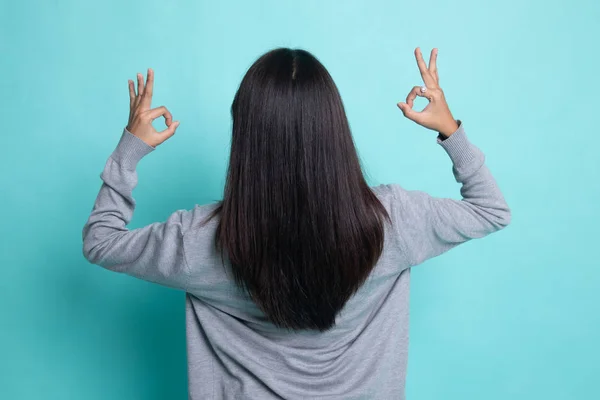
[
  {"x1": 397, "y1": 102, "x2": 425, "y2": 124},
  {"x1": 429, "y1": 48, "x2": 439, "y2": 83},
  {"x1": 414, "y1": 47, "x2": 436, "y2": 87},
  {"x1": 128, "y1": 80, "x2": 135, "y2": 106},
  {"x1": 136, "y1": 73, "x2": 144, "y2": 98},
  {"x1": 159, "y1": 120, "x2": 180, "y2": 139},
  {"x1": 140, "y1": 68, "x2": 154, "y2": 108},
  {"x1": 147, "y1": 106, "x2": 173, "y2": 126},
  {"x1": 406, "y1": 86, "x2": 428, "y2": 108}
]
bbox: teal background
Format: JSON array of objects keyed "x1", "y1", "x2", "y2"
[{"x1": 1, "y1": 0, "x2": 598, "y2": 398}]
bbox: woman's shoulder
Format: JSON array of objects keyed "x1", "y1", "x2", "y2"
[{"x1": 370, "y1": 183, "x2": 407, "y2": 200}]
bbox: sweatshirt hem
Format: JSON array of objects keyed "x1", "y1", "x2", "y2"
[
  {"x1": 437, "y1": 120, "x2": 479, "y2": 169},
  {"x1": 110, "y1": 127, "x2": 155, "y2": 169}
]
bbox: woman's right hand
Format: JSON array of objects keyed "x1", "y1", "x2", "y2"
[{"x1": 397, "y1": 48, "x2": 459, "y2": 138}]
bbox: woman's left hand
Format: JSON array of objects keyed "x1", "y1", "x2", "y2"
[{"x1": 126, "y1": 68, "x2": 180, "y2": 147}]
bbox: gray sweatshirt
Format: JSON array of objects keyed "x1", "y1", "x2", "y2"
[{"x1": 82, "y1": 121, "x2": 511, "y2": 399}]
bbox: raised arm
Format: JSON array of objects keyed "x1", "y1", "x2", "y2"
[
  {"x1": 393, "y1": 48, "x2": 511, "y2": 266},
  {"x1": 82, "y1": 68, "x2": 192, "y2": 289},
  {"x1": 390, "y1": 122, "x2": 511, "y2": 266}
]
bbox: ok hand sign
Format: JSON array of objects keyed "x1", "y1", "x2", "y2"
[
  {"x1": 397, "y1": 48, "x2": 459, "y2": 138},
  {"x1": 127, "y1": 68, "x2": 180, "y2": 147}
]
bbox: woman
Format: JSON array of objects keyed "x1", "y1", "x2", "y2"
[{"x1": 82, "y1": 47, "x2": 511, "y2": 399}]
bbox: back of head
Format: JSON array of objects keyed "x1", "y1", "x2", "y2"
[{"x1": 207, "y1": 47, "x2": 391, "y2": 332}]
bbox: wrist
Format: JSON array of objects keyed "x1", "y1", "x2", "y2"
[{"x1": 438, "y1": 119, "x2": 460, "y2": 139}]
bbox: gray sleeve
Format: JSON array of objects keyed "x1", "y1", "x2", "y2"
[
  {"x1": 82, "y1": 128, "x2": 193, "y2": 290},
  {"x1": 390, "y1": 121, "x2": 511, "y2": 267}
]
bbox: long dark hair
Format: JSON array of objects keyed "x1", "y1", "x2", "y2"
[{"x1": 204, "y1": 48, "x2": 391, "y2": 332}]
